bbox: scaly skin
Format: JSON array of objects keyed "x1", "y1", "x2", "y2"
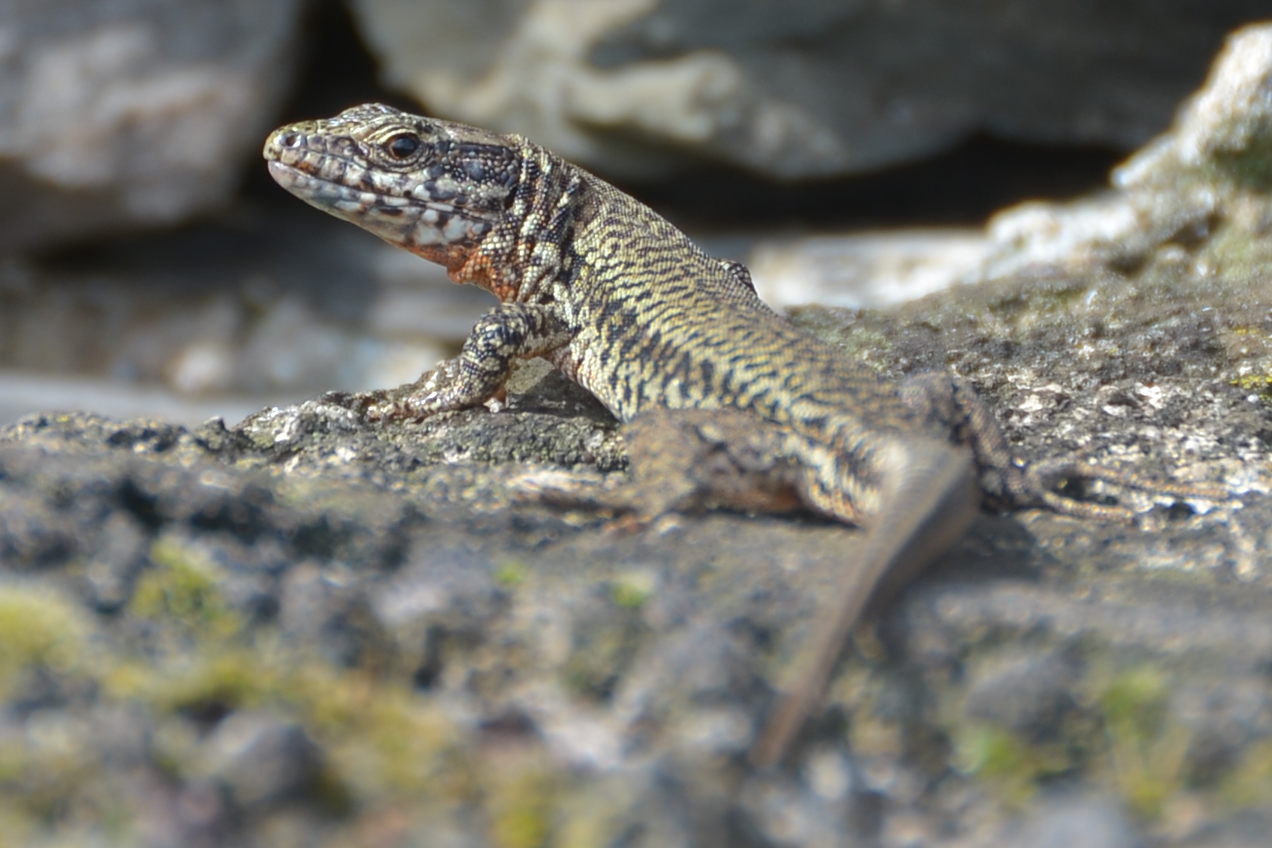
[{"x1": 263, "y1": 103, "x2": 1226, "y2": 767}]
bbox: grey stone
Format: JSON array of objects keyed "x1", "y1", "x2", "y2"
[
  {"x1": 348, "y1": 0, "x2": 1267, "y2": 179},
  {"x1": 1002, "y1": 792, "x2": 1144, "y2": 848},
  {"x1": 982, "y1": 23, "x2": 1272, "y2": 282},
  {"x1": 0, "y1": 0, "x2": 304, "y2": 250},
  {"x1": 201, "y1": 711, "x2": 325, "y2": 811},
  {"x1": 963, "y1": 650, "x2": 1081, "y2": 742}
]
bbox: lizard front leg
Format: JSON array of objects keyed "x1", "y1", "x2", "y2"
[{"x1": 353, "y1": 303, "x2": 574, "y2": 420}]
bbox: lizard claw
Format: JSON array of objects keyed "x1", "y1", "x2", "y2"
[
  {"x1": 321, "y1": 389, "x2": 387, "y2": 417},
  {"x1": 389, "y1": 358, "x2": 474, "y2": 419}
]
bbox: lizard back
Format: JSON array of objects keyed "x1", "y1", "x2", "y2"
[{"x1": 264, "y1": 103, "x2": 960, "y2": 520}]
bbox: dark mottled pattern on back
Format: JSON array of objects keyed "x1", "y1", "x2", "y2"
[
  {"x1": 264, "y1": 103, "x2": 1217, "y2": 528},
  {"x1": 545, "y1": 168, "x2": 938, "y2": 517},
  {"x1": 264, "y1": 103, "x2": 961, "y2": 520}
]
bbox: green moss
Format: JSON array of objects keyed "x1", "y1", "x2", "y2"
[
  {"x1": 131, "y1": 536, "x2": 242, "y2": 638},
  {"x1": 947, "y1": 663, "x2": 1208, "y2": 818},
  {"x1": 952, "y1": 725, "x2": 1070, "y2": 804},
  {"x1": 0, "y1": 585, "x2": 89, "y2": 698},
  {"x1": 495, "y1": 560, "x2": 531, "y2": 588},
  {"x1": 1219, "y1": 737, "x2": 1272, "y2": 808},
  {"x1": 0, "y1": 712, "x2": 130, "y2": 842},
  {"x1": 488, "y1": 759, "x2": 557, "y2": 848},
  {"x1": 108, "y1": 644, "x2": 466, "y2": 804},
  {"x1": 0, "y1": 588, "x2": 141, "y2": 840},
  {"x1": 115, "y1": 649, "x2": 273, "y2": 716},
  {"x1": 955, "y1": 662, "x2": 1272, "y2": 822},
  {"x1": 1096, "y1": 667, "x2": 1189, "y2": 819},
  {"x1": 559, "y1": 612, "x2": 645, "y2": 700},
  {"x1": 609, "y1": 571, "x2": 654, "y2": 610},
  {"x1": 310, "y1": 667, "x2": 465, "y2": 801},
  {"x1": 556, "y1": 791, "x2": 624, "y2": 848},
  {"x1": 1098, "y1": 667, "x2": 1168, "y2": 732},
  {"x1": 1210, "y1": 142, "x2": 1272, "y2": 191}
]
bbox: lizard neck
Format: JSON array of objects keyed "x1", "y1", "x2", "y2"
[{"x1": 453, "y1": 141, "x2": 579, "y2": 304}]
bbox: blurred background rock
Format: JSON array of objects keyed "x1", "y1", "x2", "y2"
[{"x1": 1, "y1": 0, "x2": 1267, "y2": 424}]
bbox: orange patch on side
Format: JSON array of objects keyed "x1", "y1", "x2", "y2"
[
  {"x1": 457, "y1": 250, "x2": 520, "y2": 301},
  {"x1": 408, "y1": 243, "x2": 469, "y2": 279},
  {"x1": 405, "y1": 244, "x2": 519, "y2": 300}
]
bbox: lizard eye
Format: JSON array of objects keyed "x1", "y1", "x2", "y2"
[{"x1": 386, "y1": 133, "x2": 421, "y2": 159}]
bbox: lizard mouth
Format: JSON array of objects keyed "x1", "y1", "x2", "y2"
[
  {"x1": 266, "y1": 159, "x2": 493, "y2": 249},
  {"x1": 266, "y1": 159, "x2": 458, "y2": 217}
]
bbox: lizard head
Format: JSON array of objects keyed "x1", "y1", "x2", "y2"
[{"x1": 263, "y1": 103, "x2": 522, "y2": 282}]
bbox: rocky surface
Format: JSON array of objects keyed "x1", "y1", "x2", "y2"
[
  {"x1": 2, "y1": 238, "x2": 1271, "y2": 844},
  {"x1": 983, "y1": 22, "x2": 1272, "y2": 282},
  {"x1": 3, "y1": 12, "x2": 1272, "y2": 848}
]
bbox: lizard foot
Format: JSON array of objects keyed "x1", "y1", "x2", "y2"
[
  {"x1": 387, "y1": 358, "x2": 473, "y2": 419},
  {"x1": 319, "y1": 388, "x2": 429, "y2": 423},
  {"x1": 507, "y1": 468, "x2": 682, "y2": 535},
  {"x1": 1022, "y1": 457, "x2": 1232, "y2": 521},
  {"x1": 323, "y1": 358, "x2": 503, "y2": 423}
]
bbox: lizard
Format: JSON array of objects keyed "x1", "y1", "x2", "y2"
[{"x1": 262, "y1": 103, "x2": 1227, "y2": 768}]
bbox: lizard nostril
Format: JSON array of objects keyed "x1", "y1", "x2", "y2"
[{"x1": 279, "y1": 131, "x2": 301, "y2": 148}]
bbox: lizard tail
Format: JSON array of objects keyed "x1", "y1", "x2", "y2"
[{"x1": 750, "y1": 440, "x2": 979, "y2": 770}]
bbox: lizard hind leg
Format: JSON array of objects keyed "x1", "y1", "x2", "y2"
[
  {"x1": 516, "y1": 409, "x2": 814, "y2": 528},
  {"x1": 1022, "y1": 457, "x2": 1232, "y2": 521},
  {"x1": 898, "y1": 371, "x2": 1231, "y2": 521},
  {"x1": 620, "y1": 408, "x2": 809, "y2": 518}
]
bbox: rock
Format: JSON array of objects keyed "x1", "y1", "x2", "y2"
[
  {"x1": 347, "y1": 0, "x2": 1267, "y2": 179},
  {"x1": 746, "y1": 230, "x2": 990, "y2": 310},
  {"x1": 749, "y1": 22, "x2": 1272, "y2": 311},
  {"x1": 983, "y1": 22, "x2": 1272, "y2": 282},
  {"x1": 0, "y1": 0, "x2": 304, "y2": 251},
  {"x1": 1002, "y1": 792, "x2": 1145, "y2": 848},
  {"x1": 0, "y1": 223, "x2": 488, "y2": 425},
  {"x1": 1, "y1": 226, "x2": 1271, "y2": 841},
  {"x1": 1121, "y1": 22, "x2": 1272, "y2": 189},
  {"x1": 962, "y1": 650, "x2": 1081, "y2": 742},
  {"x1": 201, "y1": 712, "x2": 325, "y2": 811},
  {"x1": 2, "y1": 18, "x2": 1272, "y2": 848}
]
